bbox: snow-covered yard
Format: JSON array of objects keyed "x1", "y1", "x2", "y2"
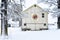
[{"x1": 0, "y1": 27, "x2": 60, "y2": 40}]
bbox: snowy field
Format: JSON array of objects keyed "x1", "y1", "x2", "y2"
[{"x1": 0, "y1": 27, "x2": 60, "y2": 40}]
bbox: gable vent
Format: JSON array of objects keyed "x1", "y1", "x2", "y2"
[{"x1": 34, "y1": 5, "x2": 36, "y2": 7}]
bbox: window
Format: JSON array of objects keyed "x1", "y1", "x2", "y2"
[
  {"x1": 42, "y1": 16, "x2": 44, "y2": 18},
  {"x1": 42, "y1": 13, "x2": 44, "y2": 15},
  {"x1": 34, "y1": 5, "x2": 36, "y2": 7},
  {"x1": 24, "y1": 23, "x2": 26, "y2": 26},
  {"x1": 42, "y1": 13, "x2": 44, "y2": 18},
  {"x1": 44, "y1": 23, "x2": 46, "y2": 26}
]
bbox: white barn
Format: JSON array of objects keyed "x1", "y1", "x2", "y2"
[{"x1": 22, "y1": 4, "x2": 48, "y2": 31}]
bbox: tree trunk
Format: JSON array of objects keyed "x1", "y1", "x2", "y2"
[{"x1": 1, "y1": 0, "x2": 8, "y2": 35}]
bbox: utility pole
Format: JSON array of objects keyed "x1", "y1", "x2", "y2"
[{"x1": 1, "y1": 0, "x2": 8, "y2": 35}]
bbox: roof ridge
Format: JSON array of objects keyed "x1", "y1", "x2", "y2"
[{"x1": 22, "y1": 4, "x2": 42, "y2": 12}]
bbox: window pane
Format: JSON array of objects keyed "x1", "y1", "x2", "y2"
[
  {"x1": 24, "y1": 23, "x2": 26, "y2": 26},
  {"x1": 44, "y1": 23, "x2": 46, "y2": 26},
  {"x1": 42, "y1": 15, "x2": 44, "y2": 18},
  {"x1": 42, "y1": 13, "x2": 44, "y2": 18},
  {"x1": 42, "y1": 13, "x2": 44, "y2": 15}
]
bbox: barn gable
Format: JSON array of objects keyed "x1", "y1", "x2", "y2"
[
  {"x1": 23, "y1": 4, "x2": 45, "y2": 12},
  {"x1": 22, "y1": 4, "x2": 48, "y2": 18}
]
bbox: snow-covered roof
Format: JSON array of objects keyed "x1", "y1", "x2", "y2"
[{"x1": 22, "y1": 4, "x2": 48, "y2": 14}]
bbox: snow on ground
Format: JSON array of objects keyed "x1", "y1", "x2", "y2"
[{"x1": 0, "y1": 27, "x2": 60, "y2": 40}]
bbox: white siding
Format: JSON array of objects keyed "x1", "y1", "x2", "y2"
[{"x1": 22, "y1": 5, "x2": 48, "y2": 30}]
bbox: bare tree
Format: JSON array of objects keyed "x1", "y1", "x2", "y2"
[{"x1": 1, "y1": 0, "x2": 8, "y2": 35}]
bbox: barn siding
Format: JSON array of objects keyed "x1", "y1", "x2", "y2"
[{"x1": 22, "y1": 4, "x2": 48, "y2": 31}]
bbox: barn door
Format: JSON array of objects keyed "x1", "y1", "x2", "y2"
[
  {"x1": 32, "y1": 14, "x2": 39, "y2": 30},
  {"x1": 27, "y1": 23, "x2": 35, "y2": 30}
]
